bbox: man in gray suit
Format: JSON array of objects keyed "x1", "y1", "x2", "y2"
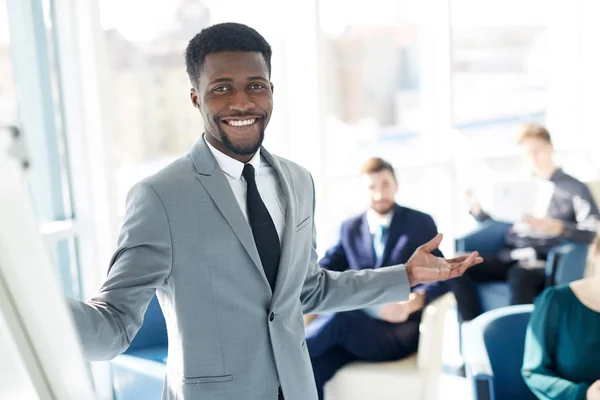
[{"x1": 67, "y1": 23, "x2": 482, "y2": 400}]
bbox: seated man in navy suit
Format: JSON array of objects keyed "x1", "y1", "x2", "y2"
[{"x1": 305, "y1": 157, "x2": 450, "y2": 399}]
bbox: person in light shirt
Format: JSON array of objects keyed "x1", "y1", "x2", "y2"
[{"x1": 453, "y1": 124, "x2": 599, "y2": 321}]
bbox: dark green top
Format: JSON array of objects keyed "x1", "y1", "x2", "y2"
[{"x1": 522, "y1": 285, "x2": 600, "y2": 399}]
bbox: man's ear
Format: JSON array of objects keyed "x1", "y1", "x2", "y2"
[
  {"x1": 270, "y1": 82, "x2": 274, "y2": 95},
  {"x1": 190, "y1": 88, "x2": 200, "y2": 109}
]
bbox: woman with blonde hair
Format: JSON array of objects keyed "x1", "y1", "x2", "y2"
[{"x1": 522, "y1": 233, "x2": 600, "y2": 399}]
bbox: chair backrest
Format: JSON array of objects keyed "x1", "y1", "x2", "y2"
[
  {"x1": 417, "y1": 293, "x2": 456, "y2": 400},
  {"x1": 546, "y1": 242, "x2": 590, "y2": 286},
  {"x1": 455, "y1": 221, "x2": 511, "y2": 256},
  {"x1": 125, "y1": 295, "x2": 168, "y2": 353},
  {"x1": 474, "y1": 305, "x2": 536, "y2": 400}
]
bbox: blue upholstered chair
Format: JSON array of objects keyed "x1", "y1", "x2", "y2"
[
  {"x1": 455, "y1": 221, "x2": 512, "y2": 311},
  {"x1": 545, "y1": 241, "x2": 590, "y2": 288},
  {"x1": 111, "y1": 296, "x2": 167, "y2": 400},
  {"x1": 455, "y1": 220, "x2": 589, "y2": 312},
  {"x1": 462, "y1": 305, "x2": 536, "y2": 400}
]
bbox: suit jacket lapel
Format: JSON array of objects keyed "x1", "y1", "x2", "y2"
[
  {"x1": 360, "y1": 214, "x2": 376, "y2": 268},
  {"x1": 376, "y1": 204, "x2": 404, "y2": 268},
  {"x1": 260, "y1": 148, "x2": 296, "y2": 302},
  {"x1": 190, "y1": 137, "x2": 269, "y2": 289}
]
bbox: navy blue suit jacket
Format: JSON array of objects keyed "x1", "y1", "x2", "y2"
[{"x1": 319, "y1": 204, "x2": 450, "y2": 308}]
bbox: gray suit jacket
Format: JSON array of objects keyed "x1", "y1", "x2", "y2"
[{"x1": 67, "y1": 137, "x2": 410, "y2": 400}]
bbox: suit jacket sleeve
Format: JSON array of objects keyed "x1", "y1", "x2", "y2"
[
  {"x1": 412, "y1": 215, "x2": 450, "y2": 305},
  {"x1": 299, "y1": 175, "x2": 410, "y2": 314},
  {"x1": 559, "y1": 186, "x2": 600, "y2": 244},
  {"x1": 470, "y1": 208, "x2": 492, "y2": 223},
  {"x1": 66, "y1": 181, "x2": 173, "y2": 360}
]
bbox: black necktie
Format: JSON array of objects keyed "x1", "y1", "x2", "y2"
[{"x1": 242, "y1": 163, "x2": 280, "y2": 291}]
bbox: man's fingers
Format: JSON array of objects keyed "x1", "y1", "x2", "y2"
[
  {"x1": 449, "y1": 253, "x2": 484, "y2": 271},
  {"x1": 449, "y1": 258, "x2": 476, "y2": 278},
  {"x1": 446, "y1": 253, "x2": 477, "y2": 263},
  {"x1": 448, "y1": 253, "x2": 475, "y2": 269},
  {"x1": 420, "y1": 233, "x2": 443, "y2": 253},
  {"x1": 449, "y1": 255, "x2": 483, "y2": 277},
  {"x1": 460, "y1": 252, "x2": 478, "y2": 268},
  {"x1": 447, "y1": 254, "x2": 476, "y2": 267},
  {"x1": 466, "y1": 255, "x2": 484, "y2": 267},
  {"x1": 415, "y1": 268, "x2": 449, "y2": 283},
  {"x1": 449, "y1": 266, "x2": 467, "y2": 279},
  {"x1": 415, "y1": 262, "x2": 454, "y2": 280},
  {"x1": 445, "y1": 255, "x2": 469, "y2": 263},
  {"x1": 413, "y1": 252, "x2": 484, "y2": 284}
]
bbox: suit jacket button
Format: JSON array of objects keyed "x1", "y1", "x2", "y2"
[{"x1": 269, "y1": 312, "x2": 275, "y2": 322}]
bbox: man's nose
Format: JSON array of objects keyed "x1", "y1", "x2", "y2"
[
  {"x1": 229, "y1": 91, "x2": 255, "y2": 113},
  {"x1": 372, "y1": 192, "x2": 383, "y2": 201}
]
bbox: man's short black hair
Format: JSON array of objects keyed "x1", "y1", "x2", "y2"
[{"x1": 185, "y1": 22, "x2": 272, "y2": 87}]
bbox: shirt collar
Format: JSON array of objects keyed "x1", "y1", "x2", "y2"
[
  {"x1": 204, "y1": 135, "x2": 261, "y2": 179},
  {"x1": 367, "y1": 208, "x2": 394, "y2": 234},
  {"x1": 533, "y1": 167, "x2": 563, "y2": 182}
]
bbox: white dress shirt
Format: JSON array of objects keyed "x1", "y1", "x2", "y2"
[
  {"x1": 204, "y1": 136, "x2": 286, "y2": 241},
  {"x1": 366, "y1": 208, "x2": 394, "y2": 234}
]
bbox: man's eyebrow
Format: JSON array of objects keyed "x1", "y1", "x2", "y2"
[
  {"x1": 208, "y1": 76, "x2": 269, "y2": 85},
  {"x1": 209, "y1": 77, "x2": 234, "y2": 84},
  {"x1": 247, "y1": 76, "x2": 269, "y2": 82}
]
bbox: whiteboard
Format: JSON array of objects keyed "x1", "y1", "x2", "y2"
[{"x1": 0, "y1": 151, "x2": 95, "y2": 400}]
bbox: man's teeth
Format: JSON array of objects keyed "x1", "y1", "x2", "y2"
[{"x1": 227, "y1": 119, "x2": 256, "y2": 127}]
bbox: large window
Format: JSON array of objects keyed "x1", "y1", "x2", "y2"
[
  {"x1": 3, "y1": 0, "x2": 83, "y2": 299},
  {"x1": 99, "y1": 0, "x2": 294, "y2": 217},
  {"x1": 320, "y1": 0, "x2": 423, "y2": 175},
  {"x1": 450, "y1": 0, "x2": 548, "y2": 155},
  {"x1": 448, "y1": 0, "x2": 551, "y2": 234},
  {"x1": 99, "y1": 1, "x2": 209, "y2": 214},
  {"x1": 11, "y1": 0, "x2": 594, "y2": 270},
  {"x1": 317, "y1": 1, "x2": 439, "y2": 248},
  {"x1": 0, "y1": 3, "x2": 17, "y2": 125}
]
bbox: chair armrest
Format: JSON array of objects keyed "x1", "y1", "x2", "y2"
[
  {"x1": 462, "y1": 321, "x2": 493, "y2": 378},
  {"x1": 461, "y1": 312, "x2": 494, "y2": 400},
  {"x1": 471, "y1": 375, "x2": 494, "y2": 400},
  {"x1": 462, "y1": 305, "x2": 534, "y2": 400},
  {"x1": 456, "y1": 221, "x2": 511, "y2": 255},
  {"x1": 462, "y1": 319, "x2": 494, "y2": 400},
  {"x1": 545, "y1": 242, "x2": 590, "y2": 286},
  {"x1": 544, "y1": 246, "x2": 561, "y2": 286}
]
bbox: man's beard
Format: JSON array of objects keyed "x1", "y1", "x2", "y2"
[
  {"x1": 374, "y1": 201, "x2": 394, "y2": 215},
  {"x1": 217, "y1": 122, "x2": 265, "y2": 156}
]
